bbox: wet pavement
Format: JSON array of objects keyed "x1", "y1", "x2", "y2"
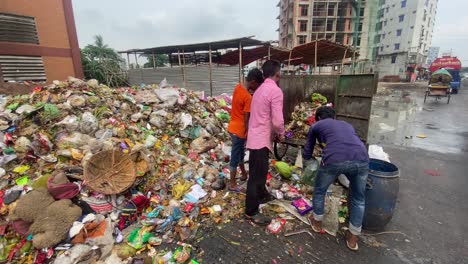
[{"x1": 197, "y1": 83, "x2": 468, "y2": 264}]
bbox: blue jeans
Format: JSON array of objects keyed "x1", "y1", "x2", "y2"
[
  {"x1": 312, "y1": 160, "x2": 368, "y2": 235},
  {"x1": 229, "y1": 133, "x2": 246, "y2": 172}
]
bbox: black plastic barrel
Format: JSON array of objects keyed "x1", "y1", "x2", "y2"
[{"x1": 362, "y1": 159, "x2": 400, "y2": 231}]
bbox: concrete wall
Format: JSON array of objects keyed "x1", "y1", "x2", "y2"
[{"x1": 0, "y1": 0, "x2": 83, "y2": 80}]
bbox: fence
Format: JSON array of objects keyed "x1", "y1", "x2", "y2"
[{"x1": 128, "y1": 65, "x2": 239, "y2": 96}]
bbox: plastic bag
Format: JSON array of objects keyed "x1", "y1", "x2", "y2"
[
  {"x1": 291, "y1": 197, "x2": 313, "y2": 215},
  {"x1": 190, "y1": 136, "x2": 216, "y2": 154},
  {"x1": 266, "y1": 218, "x2": 287, "y2": 234},
  {"x1": 172, "y1": 180, "x2": 192, "y2": 200},
  {"x1": 79, "y1": 112, "x2": 98, "y2": 135},
  {"x1": 56, "y1": 115, "x2": 79, "y2": 132},
  {"x1": 15, "y1": 104, "x2": 36, "y2": 114},
  {"x1": 149, "y1": 115, "x2": 166, "y2": 128},
  {"x1": 127, "y1": 226, "x2": 155, "y2": 250},
  {"x1": 15, "y1": 136, "x2": 32, "y2": 153},
  {"x1": 158, "y1": 78, "x2": 170, "y2": 89},
  {"x1": 302, "y1": 159, "x2": 318, "y2": 186},
  {"x1": 369, "y1": 145, "x2": 390, "y2": 162},
  {"x1": 56, "y1": 132, "x2": 91, "y2": 149},
  {"x1": 155, "y1": 88, "x2": 179, "y2": 107},
  {"x1": 67, "y1": 95, "x2": 86, "y2": 107},
  {"x1": 32, "y1": 132, "x2": 53, "y2": 155},
  {"x1": 145, "y1": 135, "x2": 157, "y2": 148},
  {"x1": 180, "y1": 113, "x2": 192, "y2": 130}
]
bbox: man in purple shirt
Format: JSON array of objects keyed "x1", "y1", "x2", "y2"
[
  {"x1": 303, "y1": 106, "x2": 368, "y2": 251},
  {"x1": 245, "y1": 60, "x2": 285, "y2": 225}
]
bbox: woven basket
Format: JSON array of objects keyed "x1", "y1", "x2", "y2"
[{"x1": 84, "y1": 150, "x2": 136, "y2": 194}]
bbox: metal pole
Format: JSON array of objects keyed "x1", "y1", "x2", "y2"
[
  {"x1": 239, "y1": 42, "x2": 243, "y2": 83},
  {"x1": 268, "y1": 46, "x2": 271, "y2": 60},
  {"x1": 152, "y1": 51, "x2": 156, "y2": 69},
  {"x1": 209, "y1": 44, "x2": 213, "y2": 97}
]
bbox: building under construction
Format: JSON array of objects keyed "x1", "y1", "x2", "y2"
[{"x1": 277, "y1": 0, "x2": 378, "y2": 66}]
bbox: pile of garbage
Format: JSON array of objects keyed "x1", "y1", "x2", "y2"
[
  {"x1": 0, "y1": 77, "x2": 347, "y2": 263},
  {"x1": 284, "y1": 93, "x2": 331, "y2": 140},
  {"x1": 0, "y1": 77, "x2": 242, "y2": 263}
]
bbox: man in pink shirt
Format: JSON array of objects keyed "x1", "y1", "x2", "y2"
[{"x1": 245, "y1": 60, "x2": 285, "y2": 225}]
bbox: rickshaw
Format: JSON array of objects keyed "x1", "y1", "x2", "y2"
[{"x1": 424, "y1": 69, "x2": 452, "y2": 104}]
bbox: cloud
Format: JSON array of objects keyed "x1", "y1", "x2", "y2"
[{"x1": 73, "y1": 0, "x2": 277, "y2": 51}]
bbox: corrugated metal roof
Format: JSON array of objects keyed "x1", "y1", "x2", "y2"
[
  {"x1": 219, "y1": 40, "x2": 357, "y2": 66},
  {"x1": 119, "y1": 36, "x2": 265, "y2": 55}
]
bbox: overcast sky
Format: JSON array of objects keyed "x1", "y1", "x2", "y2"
[{"x1": 73, "y1": 0, "x2": 468, "y2": 63}]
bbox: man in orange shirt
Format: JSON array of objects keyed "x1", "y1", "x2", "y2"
[{"x1": 227, "y1": 68, "x2": 264, "y2": 192}]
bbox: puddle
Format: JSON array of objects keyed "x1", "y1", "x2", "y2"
[
  {"x1": 368, "y1": 90, "x2": 468, "y2": 154},
  {"x1": 368, "y1": 91, "x2": 418, "y2": 147}
]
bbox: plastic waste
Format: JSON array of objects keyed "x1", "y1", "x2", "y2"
[
  {"x1": 127, "y1": 226, "x2": 155, "y2": 250},
  {"x1": 368, "y1": 144, "x2": 390, "y2": 162},
  {"x1": 155, "y1": 88, "x2": 179, "y2": 107},
  {"x1": 56, "y1": 115, "x2": 79, "y2": 132},
  {"x1": 180, "y1": 113, "x2": 193, "y2": 130},
  {"x1": 302, "y1": 159, "x2": 319, "y2": 186},
  {"x1": 144, "y1": 135, "x2": 157, "y2": 148},
  {"x1": 291, "y1": 197, "x2": 313, "y2": 215},
  {"x1": 79, "y1": 112, "x2": 98, "y2": 135},
  {"x1": 267, "y1": 218, "x2": 287, "y2": 234}
]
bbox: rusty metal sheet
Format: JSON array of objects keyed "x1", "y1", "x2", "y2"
[{"x1": 335, "y1": 74, "x2": 378, "y2": 141}]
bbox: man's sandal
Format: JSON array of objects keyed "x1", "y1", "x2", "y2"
[{"x1": 245, "y1": 214, "x2": 271, "y2": 226}]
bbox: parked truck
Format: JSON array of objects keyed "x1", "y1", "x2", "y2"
[{"x1": 429, "y1": 56, "x2": 462, "y2": 94}]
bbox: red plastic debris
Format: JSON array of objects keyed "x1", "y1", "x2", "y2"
[{"x1": 424, "y1": 169, "x2": 441, "y2": 177}]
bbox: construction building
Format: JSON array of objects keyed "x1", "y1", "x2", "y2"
[
  {"x1": 426, "y1": 46, "x2": 440, "y2": 66},
  {"x1": 0, "y1": 0, "x2": 83, "y2": 83},
  {"x1": 277, "y1": 0, "x2": 378, "y2": 71},
  {"x1": 374, "y1": 0, "x2": 438, "y2": 79}
]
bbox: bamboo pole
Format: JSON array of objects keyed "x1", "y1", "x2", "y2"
[
  {"x1": 268, "y1": 46, "x2": 271, "y2": 60},
  {"x1": 126, "y1": 53, "x2": 130, "y2": 70},
  {"x1": 341, "y1": 48, "x2": 348, "y2": 74},
  {"x1": 209, "y1": 44, "x2": 213, "y2": 97},
  {"x1": 178, "y1": 50, "x2": 185, "y2": 87},
  {"x1": 182, "y1": 49, "x2": 187, "y2": 87},
  {"x1": 134, "y1": 53, "x2": 138, "y2": 69},
  {"x1": 239, "y1": 42, "x2": 243, "y2": 83},
  {"x1": 287, "y1": 50, "x2": 292, "y2": 74},
  {"x1": 314, "y1": 33, "x2": 318, "y2": 74}
]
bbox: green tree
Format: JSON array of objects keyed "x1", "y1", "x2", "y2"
[
  {"x1": 142, "y1": 54, "x2": 169, "y2": 68},
  {"x1": 81, "y1": 35, "x2": 128, "y2": 87}
]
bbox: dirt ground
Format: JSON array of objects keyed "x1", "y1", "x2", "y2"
[{"x1": 0, "y1": 82, "x2": 37, "y2": 96}]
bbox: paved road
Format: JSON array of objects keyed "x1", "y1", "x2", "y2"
[{"x1": 197, "y1": 84, "x2": 468, "y2": 264}]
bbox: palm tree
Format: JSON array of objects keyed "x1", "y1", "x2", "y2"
[{"x1": 81, "y1": 35, "x2": 127, "y2": 87}]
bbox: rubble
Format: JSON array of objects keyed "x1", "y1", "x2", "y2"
[{"x1": 0, "y1": 77, "x2": 347, "y2": 263}]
